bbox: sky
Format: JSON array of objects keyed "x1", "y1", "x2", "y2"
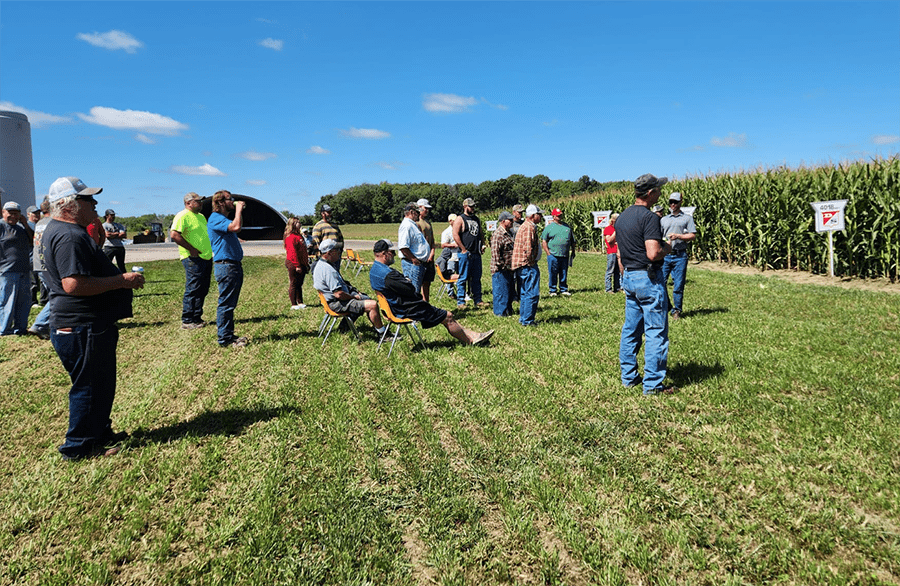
[{"x1": 2, "y1": 1, "x2": 898, "y2": 218}]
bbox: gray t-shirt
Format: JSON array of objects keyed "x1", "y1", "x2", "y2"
[
  {"x1": 33, "y1": 216, "x2": 51, "y2": 271},
  {"x1": 660, "y1": 212, "x2": 697, "y2": 253},
  {"x1": 313, "y1": 259, "x2": 350, "y2": 303},
  {"x1": 0, "y1": 222, "x2": 31, "y2": 273},
  {"x1": 103, "y1": 221, "x2": 126, "y2": 248}
]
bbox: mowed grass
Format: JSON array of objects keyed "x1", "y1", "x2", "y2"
[{"x1": 1, "y1": 253, "x2": 898, "y2": 586}]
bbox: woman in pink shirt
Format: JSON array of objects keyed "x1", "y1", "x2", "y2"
[
  {"x1": 603, "y1": 213, "x2": 620, "y2": 293},
  {"x1": 283, "y1": 218, "x2": 310, "y2": 309}
]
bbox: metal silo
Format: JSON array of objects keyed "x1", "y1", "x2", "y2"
[{"x1": 0, "y1": 110, "x2": 36, "y2": 208}]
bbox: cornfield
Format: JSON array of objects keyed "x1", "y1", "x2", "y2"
[{"x1": 542, "y1": 158, "x2": 899, "y2": 281}]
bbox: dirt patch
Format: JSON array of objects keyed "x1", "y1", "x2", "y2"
[{"x1": 692, "y1": 260, "x2": 900, "y2": 294}]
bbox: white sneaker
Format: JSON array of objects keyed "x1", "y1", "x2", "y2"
[
  {"x1": 548, "y1": 292, "x2": 558, "y2": 297},
  {"x1": 561, "y1": 291, "x2": 572, "y2": 297},
  {"x1": 291, "y1": 304, "x2": 307, "y2": 310}
]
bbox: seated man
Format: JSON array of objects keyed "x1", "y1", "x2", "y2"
[
  {"x1": 313, "y1": 239, "x2": 386, "y2": 336},
  {"x1": 369, "y1": 239, "x2": 494, "y2": 347}
]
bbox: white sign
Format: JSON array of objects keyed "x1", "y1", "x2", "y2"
[
  {"x1": 486, "y1": 220, "x2": 497, "y2": 232},
  {"x1": 592, "y1": 210, "x2": 612, "y2": 229},
  {"x1": 682, "y1": 206, "x2": 696, "y2": 217},
  {"x1": 810, "y1": 200, "x2": 848, "y2": 233}
]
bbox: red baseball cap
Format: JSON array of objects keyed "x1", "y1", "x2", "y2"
[{"x1": 551, "y1": 208, "x2": 562, "y2": 216}]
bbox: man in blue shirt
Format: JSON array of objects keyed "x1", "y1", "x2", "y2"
[
  {"x1": 660, "y1": 192, "x2": 697, "y2": 319},
  {"x1": 207, "y1": 190, "x2": 249, "y2": 348}
]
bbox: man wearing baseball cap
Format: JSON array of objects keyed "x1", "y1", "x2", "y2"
[
  {"x1": 660, "y1": 192, "x2": 697, "y2": 320},
  {"x1": 451, "y1": 197, "x2": 487, "y2": 309},
  {"x1": 1, "y1": 201, "x2": 34, "y2": 336},
  {"x1": 170, "y1": 192, "x2": 213, "y2": 329},
  {"x1": 102, "y1": 209, "x2": 127, "y2": 273},
  {"x1": 397, "y1": 202, "x2": 431, "y2": 296},
  {"x1": 42, "y1": 176, "x2": 146, "y2": 459},
  {"x1": 541, "y1": 208, "x2": 575, "y2": 297},
  {"x1": 511, "y1": 204, "x2": 544, "y2": 326},
  {"x1": 207, "y1": 190, "x2": 249, "y2": 348},
  {"x1": 370, "y1": 239, "x2": 494, "y2": 346},
  {"x1": 615, "y1": 174, "x2": 676, "y2": 396},
  {"x1": 311, "y1": 203, "x2": 343, "y2": 261},
  {"x1": 415, "y1": 198, "x2": 436, "y2": 302}
]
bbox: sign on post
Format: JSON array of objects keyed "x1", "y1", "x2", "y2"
[
  {"x1": 810, "y1": 199, "x2": 849, "y2": 277},
  {"x1": 486, "y1": 220, "x2": 497, "y2": 232},
  {"x1": 592, "y1": 210, "x2": 612, "y2": 229}
]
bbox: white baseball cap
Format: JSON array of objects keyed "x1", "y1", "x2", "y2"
[{"x1": 48, "y1": 177, "x2": 102, "y2": 203}]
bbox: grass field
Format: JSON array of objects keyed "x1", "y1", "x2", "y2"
[{"x1": 1, "y1": 252, "x2": 898, "y2": 585}]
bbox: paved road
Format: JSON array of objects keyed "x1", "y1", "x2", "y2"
[{"x1": 124, "y1": 240, "x2": 378, "y2": 264}]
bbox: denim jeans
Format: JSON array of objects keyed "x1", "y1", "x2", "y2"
[
  {"x1": 214, "y1": 261, "x2": 244, "y2": 345},
  {"x1": 456, "y1": 251, "x2": 483, "y2": 304},
  {"x1": 103, "y1": 246, "x2": 126, "y2": 273},
  {"x1": 491, "y1": 270, "x2": 514, "y2": 316},
  {"x1": 605, "y1": 253, "x2": 620, "y2": 292},
  {"x1": 517, "y1": 265, "x2": 540, "y2": 325},
  {"x1": 0, "y1": 271, "x2": 31, "y2": 335},
  {"x1": 662, "y1": 250, "x2": 688, "y2": 314},
  {"x1": 182, "y1": 257, "x2": 212, "y2": 324},
  {"x1": 546, "y1": 255, "x2": 568, "y2": 293},
  {"x1": 401, "y1": 259, "x2": 424, "y2": 294},
  {"x1": 51, "y1": 323, "x2": 119, "y2": 459},
  {"x1": 619, "y1": 268, "x2": 669, "y2": 394},
  {"x1": 30, "y1": 272, "x2": 52, "y2": 331}
]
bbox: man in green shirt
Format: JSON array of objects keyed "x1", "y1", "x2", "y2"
[
  {"x1": 170, "y1": 192, "x2": 213, "y2": 329},
  {"x1": 541, "y1": 208, "x2": 575, "y2": 296}
]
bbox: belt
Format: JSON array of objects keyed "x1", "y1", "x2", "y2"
[
  {"x1": 214, "y1": 259, "x2": 241, "y2": 265},
  {"x1": 624, "y1": 267, "x2": 647, "y2": 272}
]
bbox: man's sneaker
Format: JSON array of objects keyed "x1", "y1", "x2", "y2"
[
  {"x1": 547, "y1": 292, "x2": 558, "y2": 297},
  {"x1": 561, "y1": 291, "x2": 572, "y2": 297},
  {"x1": 291, "y1": 304, "x2": 308, "y2": 310},
  {"x1": 28, "y1": 327, "x2": 50, "y2": 340},
  {"x1": 181, "y1": 321, "x2": 205, "y2": 330},
  {"x1": 671, "y1": 310, "x2": 682, "y2": 320},
  {"x1": 105, "y1": 430, "x2": 129, "y2": 444},
  {"x1": 61, "y1": 445, "x2": 122, "y2": 462},
  {"x1": 231, "y1": 336, "x2": 250, "y2": 348}
]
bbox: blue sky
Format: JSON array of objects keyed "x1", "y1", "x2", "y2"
[{"x1": 2, "y1": 1, "x2": 898, "y2": 217}]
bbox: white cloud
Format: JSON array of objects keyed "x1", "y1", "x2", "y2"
[
  {"x1": 78, "y1": 106, "x2": 188, "y2": 136},
  {"x1": 76, "y1": 30, "x2": 143, "y2": 54},
  {"x1": 0, "y1": 101, "x2": 72, "y2": 127},
  {"x1": 710, "y1": 132, "x2": 748, "y2": 148},
  {"x1": 872, "y1": 135, "x2": 899, "y2": 145},
  {"x1": 236, "y1": 150, "x2": 277, "y2": 161},
  {"x1": 134, "y1": 134, "x2": 156, "y2": 144},
  {"x1": 247, "y1": 180, "x2": 266, "y2": 186},
  {"x1": 374, "y1": 161, "x2": 403, "y2": 170},
  {"x1": 169, "y1": 163, "x2": 225, "y2": 176},
  {"x1": 256, "y1": 18, "x2": 276, "y2": 24},
  {"x1": 260, "y1": 38, "x2": 283, "y2": 51},
  {"x1": 307, "y1": 145, "x2": 331, "y2": 155},
  {"x1": 423, "y1": 93, "x2": 478, "y2": 113},
  {"x1": 543, "y1": 119, "x2": 559, "y2": 127},
  {"x1": 340, "y1": 127, "x2": 390, "y2": 139},
  {"x1": 481, "y1": 98, "x2": 508, "y2": 111}
]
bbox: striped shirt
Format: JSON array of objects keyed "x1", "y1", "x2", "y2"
[
  {"x1": 490, "y1": 225, "x2": 514, "y2": 273},
  {"x1": 312, "y1": 220, "x2": 343, "y2": 257}
]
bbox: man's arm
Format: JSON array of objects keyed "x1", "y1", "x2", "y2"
[
  {"x1": 452, "y1": 216, "x2": 466, "y2": 253},
  {"x1": 669, "y1": 232, "x2": 697, "y2": 243},
  {"x1": 170, "y1": 230, "x2": 200, "y2": 257},
  {"x1": 399, "y1": 247, "x2": 421, "y2": 265},
  {"x1": 228, "y1": 202, "x2": 244, "y2": 233},
  {"x1": 645, "y1": 239, "x2": 672, "y2": 262},
  {"x1": 61, "y1": 272, "x2": 144, "y2": 296}
]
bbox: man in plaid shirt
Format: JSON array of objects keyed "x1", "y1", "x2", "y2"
[
  {"x1": 490, "y1": 211, "x2": 515, "y2": 316},
  {"x1": 511, "y1": 204, "x2": 543, "y2": 326}
]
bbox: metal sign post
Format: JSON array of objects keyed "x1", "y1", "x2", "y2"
[{"x1": 810, "y1": 200, "x2": 848, "y2": 277}]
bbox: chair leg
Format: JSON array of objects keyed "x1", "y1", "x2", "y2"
[
  {"x1": 321, "y1": 316, "x2": 337, "y2": 347},
  {"x1": 377, "y1": 322, "x2": 391, "y2": 351},
  {"x1": 345, "y1": 317, "x2": 361, "y2": 343},
  {"x1": 387, "y1": 325, "x2": 403, "y2": 358},
  {"x1": 317, "y1": 314, "x2": 329, "y2": 336},
  {"x1": 411, "y1": 322, "x2": 426, "y2": 349}
]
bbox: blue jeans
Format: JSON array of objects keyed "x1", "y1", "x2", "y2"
[
  {"x1": 605, "y1": 253, "x2": 620, "y2": 292},
  {"x1": 51, "y1": 323, "x2": 119, "y2": 458},
  {"x1": 456, "y1": 251, "x2": 483, "y2": 304},
  {"x1": 491, "y1": 270, "x2": 514, "y2": 316},
  {"x1": 619, "y1": 268, "x2": 669, "y2": 394},
  {"x1": 0, "y1": 271, "x2": 31, "y2": 335},
  {"x1": 30, "y1": 272, "x2": 52, "y2": 331},
  {"x1": 547, "y1": 255, "x2": 568, "y2": 293},
  {"x1": 401, "y1": 259, "x2": 424, "y2": 294},
  {"x1": 214, "y1": 262, "x2": 244, "y2": 346},
  {"x1": 182, "y1": 257, "x2": 212, "y2": 324},
  {"x1": 662, "y1": 250, "x2": 688, "y2": 314},
  {"x1": 517, "y1": 265, "x2": 540, "y2": 325}
]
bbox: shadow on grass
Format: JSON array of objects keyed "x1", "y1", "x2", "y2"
[
  {"x1": 681, "y1": 307, "x2": 728, "y2": 318},
  {"x1": 119, "y1": 321, "x2": 168, "y2": 329},
  {"x1": 667, "y1": 361, "x2": 725, "y2": 386},
  {"x1": 263, "y1": 330, "x2": 321, "y2": 342},
  {"x1": 129, "y1": 406, "x2": 300, "y2": 445},
  {"x1": 134, "y1": 293, "x2": 172, "y2": 298},
  {"x1": 235, "y1": 314, "x2": 288, "y2": 324},
  {"x1": 542, "y1": 314, "x2": 582, "y2": 324}
]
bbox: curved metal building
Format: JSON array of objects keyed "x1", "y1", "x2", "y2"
[{"x1": 199, "y1": 193, "x2": 287, "y2": 241}]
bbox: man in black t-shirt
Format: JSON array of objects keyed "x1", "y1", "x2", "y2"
[
  {"x1": 615, "y1": 174, "x2": 676, "y2": 396},
  {"x1": 43, "y1": 176, "x2": 146, "y2": 461}
]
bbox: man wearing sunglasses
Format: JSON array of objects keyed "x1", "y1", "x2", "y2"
[
  {"x1": 660, "y1": 192, "x2": 697, "y2": 320},
  {"x1": 207, "y1": 190, "x2": 249, "y2": 348},
  {"x1": 42, "y1": 176, "x2": 146, "y2": 460}
]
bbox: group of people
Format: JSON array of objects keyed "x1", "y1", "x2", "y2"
[{"x1": 3, "y1": 173, "x2": 697, "y2": 461}]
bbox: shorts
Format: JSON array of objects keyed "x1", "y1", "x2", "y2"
[
  {"x1": 398, "y1": 302, "x2": 447, "y2": 329},
  {"x1": 422, "y1": 260, "x2": 436, "y2": 282},
  {"x1": 328, "y1": 295, "x2": 370, "y2": 319}
]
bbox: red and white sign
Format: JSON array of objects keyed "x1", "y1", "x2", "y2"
[
  {"x1": 592, "y1": 210, "x2": 612, "y2": 229},
  {"x1": 810, "y1": 200, "x2": 848, "y2": 233}
]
